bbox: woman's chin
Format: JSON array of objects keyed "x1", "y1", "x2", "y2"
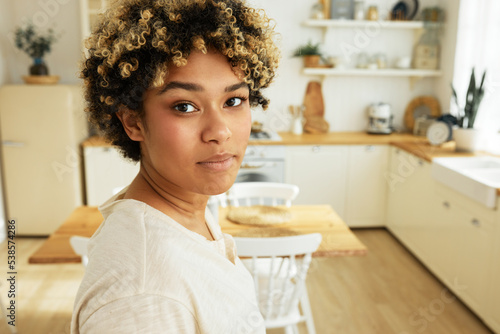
[{"x1": 197, "y1": 175, "x2": 238, "y2": 196}]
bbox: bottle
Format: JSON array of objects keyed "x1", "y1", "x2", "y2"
[
  {"x1": 354, "y1": 1, "x2": 365, "y2": 21},
  {"x1": 367, "y1": 6, "x2": 379, "y2": 21}
]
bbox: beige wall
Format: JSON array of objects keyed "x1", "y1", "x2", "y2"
[{"x1": 0, "y1": 0, "x2": 82, "y2": 85}]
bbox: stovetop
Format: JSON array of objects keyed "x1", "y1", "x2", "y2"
[{"x1": 249, "y1": 130, "x2": 282, "y2": 141}]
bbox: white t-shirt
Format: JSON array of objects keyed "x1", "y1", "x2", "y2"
[{"x1": 71, "y1": 190, "x2": 265, "y2": 334}]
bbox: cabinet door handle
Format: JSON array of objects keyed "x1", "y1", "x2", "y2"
[
  {"x1": 418, "y1": 159, "x2": 424, "y2": 166},
  {"x1": 312, "y1": 145, "x2": 320, "y2": 153},
  {"x1": 442, "y1": 201, "x2": 450, "y2": 208},
  {"x1": 2, "y1": 140, "x2": 25, "y2": 147},
  {"x1": 471, "y1": 219, "x2": 481, "y2": 227},
  {"x1": 365, "y1": 145, "x2": 374, "y2": 152}
]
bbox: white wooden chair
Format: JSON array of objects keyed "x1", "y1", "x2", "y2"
[
  {"x1": 70, "y1": 236, "x2": 90, "y2": 267},
  {"x1": 235, "y1": 233, "x2": 322, "y2": 334},
  {"x1": 222, "y1": 182, "x2": 299, "y2": 207}
]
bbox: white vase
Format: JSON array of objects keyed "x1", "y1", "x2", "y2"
[{"x1": 453, "y1": 127, "x2": 481, "y2": 152}]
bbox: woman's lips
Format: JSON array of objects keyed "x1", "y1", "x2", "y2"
[{"x1": 197, "y1": 154, "x2": 236, "y2": 171}]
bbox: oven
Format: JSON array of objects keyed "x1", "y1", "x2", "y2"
[{"x1": 236, "y1": 145, "x2": 285, "y2": 183}]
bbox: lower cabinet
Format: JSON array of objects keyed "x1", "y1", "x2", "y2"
[
  {"x1": 83, "y1": 146, "x2": 139, "y2": 206},
  {"x1": 386, "y1": 146, "x2": 499, "y2": 331},
  {"x1": 345, "y1": 145, "x2": 388, "y2": 227},
  {"x1": 285, "y1": 145, "x2": 348, "y2": 218},
  {"x1": 433, "y1": 183, "x2": 495, "y2": 319},
  {"x1": 285, "y1": 145, "x2": 388, "y2": 226},
  {"x1": 488, "y1": 239, "x2": 500, "y2": 332}
]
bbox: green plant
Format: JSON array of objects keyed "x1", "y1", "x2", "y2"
[
  {"x1": 451, "y1": 68, "x2": 486, "y2": 128},
  {"x1": 293, "y1": 40, "x2": 321, "y2": 57},
  {"x1": 14, "y1": 23, "x2": 58, "y2": 59}
]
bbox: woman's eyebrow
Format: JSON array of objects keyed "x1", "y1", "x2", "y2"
[
  {"x1": 225, "y1": 82, "x2": 249, "y2": 92},
  {"x1": 157, "y1": 81, "x2": 248, "y2": 95},
  {"x1": 157, "y1": 81, "x2": 202, "y2": 95}
]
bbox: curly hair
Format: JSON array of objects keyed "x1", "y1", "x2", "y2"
[{"x1": 81, "y1": 0, "x2": 280, "y2": 161}]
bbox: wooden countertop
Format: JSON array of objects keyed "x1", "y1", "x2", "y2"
[
  {"x1": 81, "y1": 132, "x2": 500, "y2": 196},
  {"x1": 29, "y1": 205, "x2": 366, "y2": 264},
  {"x1": 81, "y1": 132, "x2": 427, "y2": 147}
]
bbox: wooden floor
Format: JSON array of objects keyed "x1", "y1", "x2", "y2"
[{"x1": 0, "y1": 229, "x2": 493, "y2": 334}]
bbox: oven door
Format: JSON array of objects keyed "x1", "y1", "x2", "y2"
[{"x1": 236, "y1": 160, "x2": 284, "y2": 183}]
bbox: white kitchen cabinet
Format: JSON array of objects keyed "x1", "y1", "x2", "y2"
[
  {"x1": 433, "y1": 183, "x2": 496, "y2": 317},
  {"x1": 387, "y1": 146, "x2": 499, "y2": 329},
  {"x1": 486, "y1": 227, "x2": 500, "y2": 333},
  {"x1": 386, "y1": 147, "x2": 432, "y2": 248},
  {"x1": 285, "y1": 145, "x2": 348, "y2": 217},
  {"x1": 345, "y1": 145, "x2": 388, "y2": 227},
  {"x1": 83, "y1": 145, "x2": 139, "y2": 206}
]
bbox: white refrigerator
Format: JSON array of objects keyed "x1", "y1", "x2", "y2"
[{"x1": 0, "y1": 85, "x2": 88, "y2": 235}]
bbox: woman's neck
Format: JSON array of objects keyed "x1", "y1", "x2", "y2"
[{"x1": 123, "y1": 163, "x2": 214, "y2": 240}]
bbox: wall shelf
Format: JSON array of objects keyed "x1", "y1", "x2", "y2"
[
  {"x1": 303, "y1": 68, "x2": 442, "y2": 77},
  {"x1": 303, "y1": 19, "x2": 440, "y2": 30}
]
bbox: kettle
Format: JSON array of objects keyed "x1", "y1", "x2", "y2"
[{"x1": 367, "y1": 103, "x2": 393, "y2": 134}]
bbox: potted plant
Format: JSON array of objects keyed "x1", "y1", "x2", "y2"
[
  {"x1": 14, "y1": 23, "x2": 59, "y2": 78},
  {"x1": 451, "y1": 68, "x2": 486, "y2": 152},
  {"x1": 293, "y1": 40, "x2": 322, "y2": 68}
]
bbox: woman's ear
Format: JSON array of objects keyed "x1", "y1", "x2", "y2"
[{"x1": 116, "y1": 108, "x2": 145, "y2": 142}]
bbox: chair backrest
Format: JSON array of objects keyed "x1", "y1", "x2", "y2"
[
  {"x1": 234, "y1": 233, "x2": 322, "y2": 322},
  {"x1": 70, "y1": 236, "x2": 90, "y2": 267},
  {"x1": 224, "y1": 182, "x2": 299, "y2": 207}
]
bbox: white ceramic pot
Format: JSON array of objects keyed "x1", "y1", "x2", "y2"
[{"x1": 453, "y1": 127, "x2": 481, "y2": 152}]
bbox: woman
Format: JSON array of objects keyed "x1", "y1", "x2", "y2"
[{"x1": 71, "y1": 0, "x2": 279, "y2": 333}]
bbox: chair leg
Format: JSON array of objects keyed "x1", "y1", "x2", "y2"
[{"x1": 300, "y1": 290, "x2": 316, "y2": 334}]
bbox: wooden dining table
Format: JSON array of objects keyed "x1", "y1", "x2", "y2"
[{"x1": 28, "y1": 204, "x2": 367, "y2": 264}]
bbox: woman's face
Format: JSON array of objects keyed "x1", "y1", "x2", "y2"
[{"x1": 137, "y1": 50, "x2": 251, "y2": 196}]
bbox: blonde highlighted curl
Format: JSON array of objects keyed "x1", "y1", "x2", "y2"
[{"x1": 81, "y1": 0, "x2": 280, "y2": 161}]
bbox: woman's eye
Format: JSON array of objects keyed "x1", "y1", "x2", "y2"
[
  {"x1": 174, "y1": 103, "x2": 196, "y2": 113},
  {"x1": 225, "y1": 97, "x2": 244, "y2": 107}
]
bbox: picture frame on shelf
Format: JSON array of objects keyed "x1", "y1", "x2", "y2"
[{"x1": 330, "y1": 0, "x2": 354, "y2": 20}]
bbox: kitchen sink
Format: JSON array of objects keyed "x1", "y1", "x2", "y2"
[{"x1": 431, "y1": 156, "x2": 500, "y2": 208}]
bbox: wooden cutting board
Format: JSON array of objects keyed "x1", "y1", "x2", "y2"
[{"x1": 303, "y1": 81, "x2": 329, "y2": 133}]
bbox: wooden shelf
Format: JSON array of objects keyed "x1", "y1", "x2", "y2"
[
  {"x1": 303, "y1": 19, "x2": 441, "y2": 30},
  {"x1": 303, "y1": 68, "x2": 442, "y2": 77}
]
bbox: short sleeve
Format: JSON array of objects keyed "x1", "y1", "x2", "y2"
[{"x1": 78, "y1": 294, "x2": 200, "y2": 334}]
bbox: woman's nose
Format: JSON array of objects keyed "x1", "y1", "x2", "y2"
[{"x1": 201, "y1": 108, "x2": 232, "y2": 144}]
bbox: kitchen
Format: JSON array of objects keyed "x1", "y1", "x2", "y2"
[{"x1": 0, "y1": 0, "x2": 499, "y2": 333}]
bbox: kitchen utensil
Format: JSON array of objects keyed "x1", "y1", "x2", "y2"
[
  {"x1": 395, "y1": 56, "x2": 411, "y2": 69},
  {"x1": 427, "y1": 121, "x2": 452, "y2": 145},
  {"x1": 391, "y1": 0, "x2": 419, "y2": 20},
  {"x1": 367, "y1": 103, "x2": 393, "y2": 134},
  {"x1": 413, "y1": 117, "x2": 435, "y2": 136},
  {"x1": 303, "y1": 81, "x2": 329, "y2": 133},
  {"x1": 404, "y1": 96, "x2": 441, "y2": 132}
]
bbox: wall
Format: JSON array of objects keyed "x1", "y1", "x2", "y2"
[
  {"x1": 0, "y1": 0, "x2": 82, "y2": 85},
  {"x1": 0, "y1": 0, "x2": 15, "y2": 242}
]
